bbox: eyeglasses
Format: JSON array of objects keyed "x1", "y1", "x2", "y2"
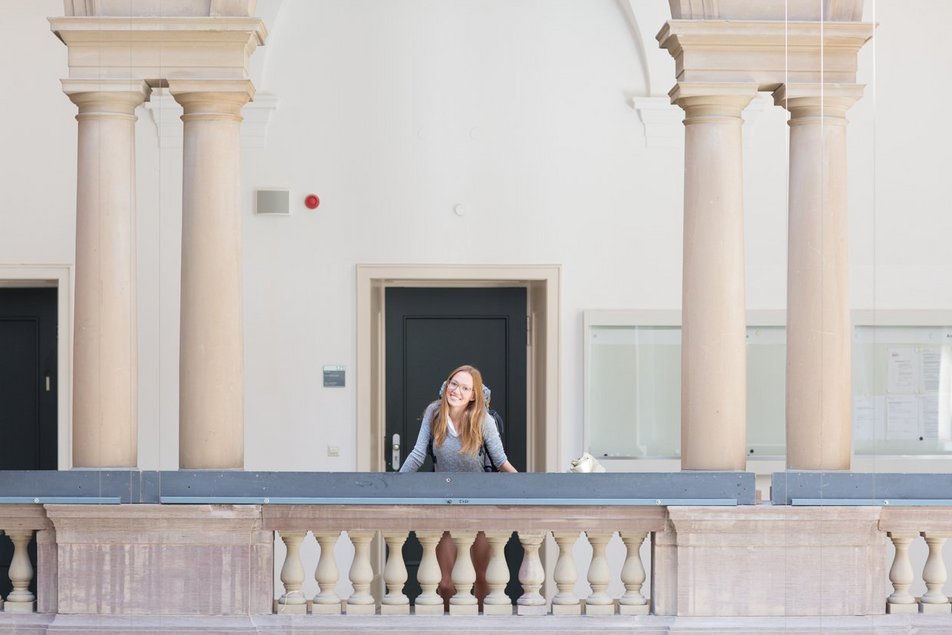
[{"x1": 448, "y1": 379, "x2": 473, "y2": 395}]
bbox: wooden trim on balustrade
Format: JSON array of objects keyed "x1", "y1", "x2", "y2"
[{"x1": 261, "y1": 504, "x2": 668, "y2": 533}]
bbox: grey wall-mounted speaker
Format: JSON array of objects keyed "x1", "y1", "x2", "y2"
[{"x1": 256, "y1": 189, "x2": 291, "y2": 215}]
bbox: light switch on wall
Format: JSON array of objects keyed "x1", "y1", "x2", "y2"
[{"x1": 327, "y1": 445, "x2": 340, "y2": 457}]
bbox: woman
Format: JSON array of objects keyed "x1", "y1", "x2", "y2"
[{"x1": 399, "y1": 364, "x2": 517, "y2": 609}]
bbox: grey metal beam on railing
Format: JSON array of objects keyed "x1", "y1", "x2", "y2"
[
  {"x1": 0, "y1": 470, "x2": 757, "y2": 504},
  {"x1": 773, "y1": 471, "x2": 952, "y2": 505}
]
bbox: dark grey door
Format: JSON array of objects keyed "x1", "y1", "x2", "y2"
[
  {"x1": 384, "y1": 286, "x2": 527, "y2": 604},
  {"x1": 0, "y1": 287, "x2": 57, "y2": 598}
]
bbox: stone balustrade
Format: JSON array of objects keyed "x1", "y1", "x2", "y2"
[
  {"x1": 882, "y1": 507, "x2": 952, "y2": 615},
  {"x1": 0, "y1": 505, "x2": 52, "y2": 615},
  {"x1": 6, "y1": 471, "x2": 952, "y2": 631},
  {"x1": 263, "y1": 504, "x2": 665, "y2": 617}
]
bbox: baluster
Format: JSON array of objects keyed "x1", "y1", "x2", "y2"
[
  {"x1": 551, "y1": 531, "x2": 581, "y2": 615},
  {"x1": 276, "y1": 531, "x2": 308, "y2": 613},
  {"x1": 381, "y1": 531, "x2": 410, "y2": 615},
  {"x1": 5, "y1": 530, "x2": 36, "y2": 612},
  {"x1": 516, "y1": 531, "x2": 546, "y2": 616},
  {"x1": 921, "y1": 531, "x2": 952, "y2": 613},
  {"x1": 483, "y1": 530, "x2": 512, "y2": 615},
  {"x1": 312, "y1": 531, "x2": 342, "y2": 615},
  {"x1": 886, "y1": 532, "x2": 918, "y2": 613},
  {"x1": 346, "y1": 530, "x2": 376, "y2": 614},
  {"x1": 584, "y1": 531, "x2": 615, "y2": 615},
  {"x1": 448, "y1": 531, "x2": 478, "y2": 615},
  {"x1": 415, "y1": 530, "x2": 444, "y2": 615},
  {"x1": 619, "y1": 531, "x2": 649, "y2": 615}
]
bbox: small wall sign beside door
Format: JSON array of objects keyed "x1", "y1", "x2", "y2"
[{"x1": 323, "y1": 365, "x2": 346, "y2": 387}]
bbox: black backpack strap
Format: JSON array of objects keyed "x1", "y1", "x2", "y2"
[
  {"x1": 482, "y1": 409, "x2": 505, "y2": 472},
  {"x1": 482, "y1": 441, "x2": 497, "y2": 472}
]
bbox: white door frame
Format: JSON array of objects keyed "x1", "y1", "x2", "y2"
[{"x1": 356, "y1": 264, "x2": 561, "y2": 473}]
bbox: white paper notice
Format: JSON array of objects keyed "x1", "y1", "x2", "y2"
[
  {"x1": 886, "y1": 395, "x2": 919, "y2": 440},
  {"x1": 919, "y1": 393, "x2": 940, "y2": 441},
  {"x1": 853, "y1": 396, "x2": 878, "y2": 441},
  {"x1": 920, "y1": 347, "x2": 941, "y2": 393},
  {"x1": 887, "y1": 347, "x2": 917, "y2": 394}
]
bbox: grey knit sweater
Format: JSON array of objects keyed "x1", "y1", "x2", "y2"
[{"x1": 399, "y1": 401, "x2": 508, "y2": 472}]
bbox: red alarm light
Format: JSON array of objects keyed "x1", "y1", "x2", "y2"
[{"x1": 305, "y1": 194, "x2": 320, "y2": 210}]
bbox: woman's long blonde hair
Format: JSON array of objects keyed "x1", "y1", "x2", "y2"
[{"x1": 431, "y1": 365, "x2": 487, "y2": 456}]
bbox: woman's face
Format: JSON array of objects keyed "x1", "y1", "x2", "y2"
[{"x1": 446, "y1": 371, "x2": 475, "y2": 408}]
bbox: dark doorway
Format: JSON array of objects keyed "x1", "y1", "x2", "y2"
[
  {"x1": 0, "y1": 287, "x2": 57, "y2": 470},
  {"x1": 385, "y1": 287, "x2": 527, "y2": 472},
  {"x1": 384, "y1": 286, "x2": 527, "y2": 605},
  {"x1": 0, "y1": 286, "x2": 58, "y2": 598}
]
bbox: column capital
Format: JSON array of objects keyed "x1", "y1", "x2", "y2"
[
  {"x1": 62, "y1": 79, "x2": 150, "y2": 115},
  {"x1": 169, "y1": 79, "x2": 255, "y2": 120},
  {"x1": 670, "y1": 82, "x2": 759, "y2": 109},
  {"x1": 670, "y1": 82, "x2": 760, "y2": 103},
  {"x1": 669, "y1": 82, "x2": 760, "y2": 125},
  {"x1": 773, "y1": 83, "x2": 865, "y2": 120},
  {"x1": 169, "y1": 79, "x2": 255, "y2": 102}
]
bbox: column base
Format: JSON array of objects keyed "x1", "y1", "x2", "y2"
[
  {"x1": 2, "y1": 600, "x2": 35, "y2": 613},
  {"x1": 551, "y1": 601, "x2": 582, "y2": 615},
  {"x1": 619, "y1": 602, "x2": 650, "y2": 615},
  {"x1": 413, "y1": 603, "x2": 444, "y2": 616},
  {"x1": 379, "y1": 603, "x2": 410, "y2": 615},
  {"x1": 483, "y1": 602, "x2": 514, "y2": 615},
  {"x1": 920, "y1": 602, "x2": 951, "y2": 614},
  {"x1": 886, "y1": 601, "x2": 918, "y2": 614},
  {"x1": 310, "y1": 602, "x2": 341, "y2": 615},
  {"x1": 583, "y1": 600, "x2": 616, "y2": 615},
  {"x1": 516, "y1": 603, "x2": 547, "y2": 616},
  {"x1": 274, "y1": 601, "x2": 307, "y2": 615},
  {"x1": 344, "y1": 602, "x2": 375, "y2": 615},
  {"x1": 448, "y1": 602, "x2": 478, "y2": 616}
]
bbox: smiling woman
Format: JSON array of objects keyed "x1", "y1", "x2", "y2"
[{"x1": 400, "y1": 365, "x2": 516, "y2": 474}]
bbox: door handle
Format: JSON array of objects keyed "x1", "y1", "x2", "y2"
[{"x1": 391, "y1": 433, "x2": 401, "y2": 471}]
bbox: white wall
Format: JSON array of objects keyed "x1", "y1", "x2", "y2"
[
  {"x1": 1, "y1": 0, "x2": 76, "y2": 263},
  {"x1": 1, "y1": 0, "x2": 950, "y2": 471}
]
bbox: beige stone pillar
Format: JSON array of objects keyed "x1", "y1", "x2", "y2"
[
  {"x1": 775, "y1": 84, "x2": 864, "y2": 471},
  {"x1": 170, "y1": 80, "x2": 253, "y2": 469},
  {"x1": 64, "y1": 80, "x2": 149, "y2": 468},
  {"x1": 672, "y1": 82, "x2": 758, "y2": 471}
]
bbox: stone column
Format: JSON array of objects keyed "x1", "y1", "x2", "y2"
[
  {"x1": 64, "y1": 80, "x2": 149, "y2": 468},
  {"x1": 672, "y1": 82, "x2": 758, "y2": 471},
  {"x1": 169, "y1": 80, "x2": 253, "y2": 469},
  {"x1": 774, "y1": 84, "x2": 864, "y2": 471}
]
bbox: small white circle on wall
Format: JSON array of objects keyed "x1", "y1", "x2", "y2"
[{"x1": 454, "y1": 204, "x2": 466, "y2": 217}]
